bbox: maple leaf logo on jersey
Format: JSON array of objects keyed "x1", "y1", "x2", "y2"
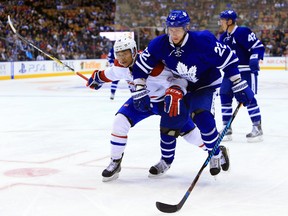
[{"x1": 176, "y1": 62, "x2": 198, "y2": 83}]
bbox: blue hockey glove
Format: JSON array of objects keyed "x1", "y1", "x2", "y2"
[
  {"x1": 249, "y1": 54, "x2": 260, "y2": 73},
  {"x1": 232, "y1": 79, "x2": 254, "y2": 106},
  {"x1": 131, "y1": 85, "x2": 151, "y2": 112},
  {"x1": 164, "y1": 86, "x2": 184, "y2": 117},
  {"x1": 86, "y1": 70, "x2": 104, "y2": 90}
]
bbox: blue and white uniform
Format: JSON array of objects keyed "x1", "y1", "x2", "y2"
[
  {"x1": 131, "y1": 9, "x2": 256, "y2": 176},
  {"x1": 132, "y1": 30, "x2": 240, "y2": 155},
  {"x1": 107, "y1": 47, "x2": 115, "y2": 66},
  {"x1": 218, "y1": 9, "x2": 265, "y2": 141},
  {"x1": 107, "y1": 47, "x2": 120, "y2": 99},
  {"x1": 96, "y1": 58, "x2": 203, "y2": 164},
  {"x1": 219, "y1": 25, "x2": 265, "y2": 127}
]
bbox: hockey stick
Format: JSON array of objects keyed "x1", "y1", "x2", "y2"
[
  {"x1": 7, "y1": 15, "x2": 88, "y2": 81},
  {"x1": 156, "y1": 102, "x2": 242, "y2": 213}
]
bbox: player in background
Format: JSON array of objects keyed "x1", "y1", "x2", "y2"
[
  {"x1": 107, "y1": 47, "x2": 120, "y2": 100},
  {"x1": 219, "y1": 10, "x2": 265, "y2": 142},
  {"x1": 131, "y1": 10, "x2": 255, "y2": 176},
  {"x1": 86, "y1": 36, "x2": 206, "y2": 182}
]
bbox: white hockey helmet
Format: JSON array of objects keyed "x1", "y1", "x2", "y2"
[{"x1": 113, "y1": 36, "x2": 137, "y2": 58}]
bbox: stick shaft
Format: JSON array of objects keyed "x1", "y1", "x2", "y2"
[
  {"x1": 156, "y1": 103, "x2": 242, "y2": 213},
  {"x1": 8, "y1": 15, "x2": 88, "y2": 81}
]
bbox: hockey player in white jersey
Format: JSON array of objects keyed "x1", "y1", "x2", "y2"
[{"x1": 86, "y1": 36, "x2": 205, "y2": 182}]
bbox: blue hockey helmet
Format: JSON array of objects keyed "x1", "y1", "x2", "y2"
[
  {"x1": 219, "y1": 10, "x2": 237, "y2": 22},
  {"x1": 166, "y1": 10, "x2": 190, "y2": 28}
]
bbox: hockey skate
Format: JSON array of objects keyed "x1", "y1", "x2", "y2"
[
  {"x1": 209, "y1": 153, "x2": 221, "y2": 176},
  {"x1": 102, "y1": 154, "x2": 123, "y2": 182},
  {"x1": 246, "y1": 124, "x2": 263, "y2": 143},
  {"x1": 221, "y1": 126, "x2": 232, "y2": 142},
  {"x1": 149, "y1": 159, "x2": 171, "y2": 178},
  {"x1": 110, "y1": 93, "x2": 115, "y2": 100},
  {"x1": 219, "y1": 145, "x2": 230, "y2": 171},
  {"x1": 209, "y1": 145, "x2": 230, "y2": 176}
]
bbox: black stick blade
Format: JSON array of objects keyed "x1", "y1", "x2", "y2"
[{"x1": 156, "y1": 201, "x2": 179, "y2": 213}]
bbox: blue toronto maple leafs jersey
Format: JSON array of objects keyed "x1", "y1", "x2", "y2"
[
  {"x1": 219, "y1": 26, "x2": 265, "y2": 67},
  {"x1": 133, "y1": 30, "x2": 240, "y2": 92}
]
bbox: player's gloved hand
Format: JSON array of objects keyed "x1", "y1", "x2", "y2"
[
  {"x1": 232, "y1": 79, "x2": 254, "y2": 106},
  {"x1": 86, "y1": 70, "x2": 104, "y2": 90},
  {"x1": 131, "y1": 85, "x2": 151, "y2": 112},
  {"x1": 249, "y1": 54, "x2": 260, "y2": 73},
  {"x1": 164, "y1": 85, "x2": 184, "y2": 117}
]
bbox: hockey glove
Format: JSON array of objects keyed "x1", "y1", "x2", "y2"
[
  {"x1": 232, "y1": 79, "x2": 254, "y2": 106},
  {"x1": 249, "y1": 54, "x2": 260, "y2": 74},
  {"x1": 131, "y1": 85, "x2": 151, "y2": 112},
  {"x1": 164, "y1": 86, "x2": 184, "y2": 117},
  {"x1": 86, "y1": 70, "x2": 104, "y2": 90}
]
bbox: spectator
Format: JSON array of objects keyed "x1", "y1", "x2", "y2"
[
  {"x1": 36, "y1": 53, "x2": 44, "y2": 60},
  {"x1": 1, "y1": 0, "x2": 287, "y2": 61}
]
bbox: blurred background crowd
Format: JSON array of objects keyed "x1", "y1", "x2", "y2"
[{"x1": 0, "y1": 0, "x2": 287, "y2": 62}]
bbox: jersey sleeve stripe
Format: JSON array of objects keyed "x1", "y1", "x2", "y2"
[
  {"x1": 249, "y1": 40, "x2": 265, "y2": 51},
  {"x1": 139, "y1": 54, "x2": 154, "y2": 70},
  {"x1": 217, "y1": 51, "x2": 239, "y2": 70},
  {"x1": 223, "y1": 57, "x2": 239, "y2": 69},
  {"x1": 135, "y1": 60, "x2": 150, "y2": 74}
]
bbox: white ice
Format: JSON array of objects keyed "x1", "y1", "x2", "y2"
[{"x1": 0, "y1": 70, "x2": 287, "y2": 216}]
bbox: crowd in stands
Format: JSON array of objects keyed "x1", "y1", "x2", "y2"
[
  {"x1": 115, "y1": 0, "x2": 217, "y2": 50},
  {"x1": 0, "y1": 0, "x2": 287, "y2": 62},
  {"x1": 0, "y1": 0, "x2": 115, "y2": 62}
]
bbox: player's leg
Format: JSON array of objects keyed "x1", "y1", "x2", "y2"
[
  {"x1": 102, "y1": 113, "x2": 127, "y2": 182},
  {"x1": 148, "y1": 132, "x2": 176, "y2": 177},
  {"x1": 102, "y1": 97, "x2": 154, "y2": 182},
  {"x1": 149, "y1": 121, "x2": 206, "y2": 177},
  {"x1": 242, "y1": 72, "x2": 263, "y2": 142},
  {"x1": 110, "y1": 80, "x2": 119, "y2": 100},
  {"x1": 181, "y1": 118, "x2": 207, "y2": 151},
  {"x1": 148, "y1": 101, "x2": 189, "y2": 177},
  {"x1": 187, "y1": 88, "x2": 230, "y2": 176},
  {"x1": 219, "y1": 77, "x2": 234, "y2": 141}
]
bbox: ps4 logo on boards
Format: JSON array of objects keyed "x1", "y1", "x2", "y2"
[{"x1": 18, "y1": 63, "x2": 46, "y2": 73}]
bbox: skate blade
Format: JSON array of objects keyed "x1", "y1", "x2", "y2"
[
  {"x1": 221, "y1": 147, "x2": 231, "y2": 172},
  {"x1": 102, "y1": 173, "x2": 119, "y2": 182},
  {"x1": 222, "y1": 135, "x2": 232, "y2": 142},
  {"x1": 247, "y1": 135, "x2": 263, "y2": 143},
  {"x1": 148, "y1": 172, "x2": 166, "y2": 178}
]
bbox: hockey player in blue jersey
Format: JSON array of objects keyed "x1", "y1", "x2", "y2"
[
  {"x1": 107, "y1": 47, "x2": 120, "y2": 100},
  {"x1": 87, "y1": 36, "x2": 206, "y2": 182},
  {"x1": 219, "y1": 9, "x2": 265, "y2": 142},
  {"x1": 131, "y1": 10, "x2": 255, "y2": 176}
]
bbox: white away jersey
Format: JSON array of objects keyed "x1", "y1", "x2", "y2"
[{"x1": 98, "y1": 59, "x2": 187, "y2": 102}]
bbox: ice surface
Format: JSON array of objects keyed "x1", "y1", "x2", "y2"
[{"x1": 0, "y1": 70, "x2": 287, "y2": 216}]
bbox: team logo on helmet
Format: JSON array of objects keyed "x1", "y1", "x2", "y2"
[
  {"x1": 219, "y1": 10, "x2": 237, "y2": 22},
  {"x1": 166, "y1": 10, "x2": 190, "y2": 28},
  {"x1": 113, "y1": 36, "x2": 137, "y2": 56}
]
